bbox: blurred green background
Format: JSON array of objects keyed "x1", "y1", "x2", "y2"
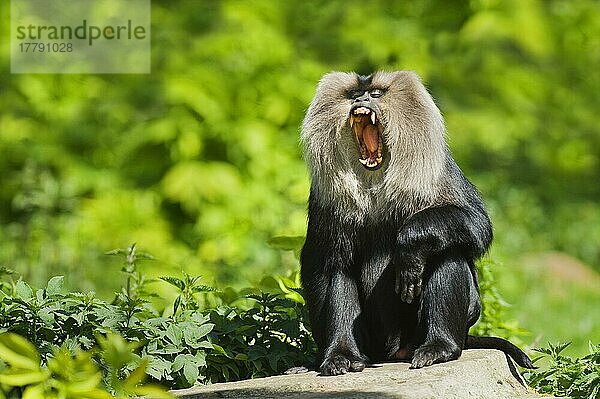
[{"x1": 0, "y1": 0, "x2": 598, "y2": 355}]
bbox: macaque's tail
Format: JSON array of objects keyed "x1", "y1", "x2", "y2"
[{"x1": 466, "y1": 335, "x2": 535, "y2": 369}]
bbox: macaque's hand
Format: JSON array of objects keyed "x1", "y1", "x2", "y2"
[{"x1": 395, "y1": 253, "x2": 425, "y2": 304}]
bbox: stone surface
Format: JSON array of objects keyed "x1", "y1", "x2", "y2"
[{"x1": 170, "y1": 349, "x2": 554, "y2": 399}]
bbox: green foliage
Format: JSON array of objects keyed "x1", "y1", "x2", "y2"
[
  {"x1": 0, "y1": 333, "x2": 171, "y2": 399},
  {"x1": 0, "y1": 246, "x2": 315, "y2": 392},
  {"x1": 525, "y1": 342, "x2": 600, "y2": 399},
  {"x1": 497, "y1": 254, "x2": 600, "y2": 357},
  {"x1": 267, "y1": 236, "x2": 305, "y2": 260},
  {"x1": 159, "y1": 272, "x2": 218, "y2": 315},
  {"x1": 0, "y1": 245, "x2": 594, "y2": 399},
  {"x1": 470, "y1": 259, "x2": 529, "y2": 345}
]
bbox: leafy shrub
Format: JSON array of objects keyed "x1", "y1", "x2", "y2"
[
  {"x1": 470, "y1": 259, "x2": 530, "y2": 345},
  {"x1": 0, "y1": 245, "x2": 315, "y2": 393},
  {"x1": 525, "y1": 342, "x2": 600, "y2": 399},
  {"x1": 0, "y1": 332, "x2": 170, "y2": 399}
]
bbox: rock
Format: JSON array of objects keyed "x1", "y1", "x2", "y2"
[{"x1": 170, "y1": 349, "x2": 554, "y2": 399}]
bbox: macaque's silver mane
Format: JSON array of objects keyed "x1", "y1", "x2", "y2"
[{"x1": 301, "y1": 71, "x2": 448, "y2": 219}]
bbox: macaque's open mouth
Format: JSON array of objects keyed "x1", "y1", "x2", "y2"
[{"x1": 349, "y1": 106, "x2": 383, "y2": 170}]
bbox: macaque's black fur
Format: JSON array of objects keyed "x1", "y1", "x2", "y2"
[{"x1": 300, "y1": 72, "x2": 534, "y2": 375}]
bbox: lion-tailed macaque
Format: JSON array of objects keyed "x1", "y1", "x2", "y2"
[{"x1": 300, "y1": 71, "x2": 534, "y2": 375}]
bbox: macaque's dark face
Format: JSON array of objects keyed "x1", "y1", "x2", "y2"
[{"x1": 348, "y1": 82, "x2": 386, "y2": 170}]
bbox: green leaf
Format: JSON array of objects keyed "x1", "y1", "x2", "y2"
[
  {"x1": 37, "y1": 307, "x2": 56, "y2": 325},
  {"x1": 104, "y1": 248, "x2": 128, "y2": 256},
  {"x1": 182, "y1": 328, "x2": 200, "y2": 348},
  {"x1": 97, "y1": 333, "x2": 140, "y2": 370},
  {"x1": 173, "y1": 296, "x2": 181, "y2": 314},
  {"x1": 70, "y1": 390, "x2": 114, "y2": 399},
  {"x1": 267, "y1": 236, "x2": 305, "y2": 253},
  {"x1": 159, "y1": 276, "x2": 185, "y2": 291},
  {"x1": 192, "y1": 323, "x2": 214, "y2": 340},
  {"x1": 0, "y1": 334, "x2": 41, "y2": 370},
  {"x1": 165, "y1": 324, "x2": 183, "y2": 346},
  {"x1": 258, "y1": 276, "x2": 280, "y2": 290},
  {"x1": 210, "y1": 344, "x2": 229, "y2": 357},
  {"x1": 172, "y1": 353, "x2": 202, "y2": 383},
  {"x1": 45, "y1": 276, "x2": 64, "y2": 296},
  {"x1": 124, "y1": 358, "x2": 149, "y2": 387},
  {"x1": 146, "y1": 356, "x2": 171, "y2": 380},
  {"x1": 14, "y1": 281, "x2": 33, "y2": 300},
  {"x1": 195, "y1": 341, "x2": 213, "y2": 349},
  {"x1": 0, "y1": 266, "x2": 16, "y2": 277},
  {"x1": 21, "y1": 384, "x2": 46, "y2": 399},
  {"x1": 171, "y1": 354, "x2": 187, "y2": 373},
  {"x1": 62, "y1": 371, "x2": 103, "y2": 393},
  {"x1": 194, "y1": 352, "x2": 207, "y2": 368},
  {"x1": 191, "y1": 284, "x2": 219, "y2": 293},
  {"x1": 131, "y1": 385, "x2": 174, "y2": 399},
  {"x1": 135, "y1": 251, "x2": 156, "y2": 261},
  {"x1": 0, "y1": 370, "x2": 48, "y2": 386},
  {"x1": 182, "y1": 361, "x2": 199, "y2": 385}
]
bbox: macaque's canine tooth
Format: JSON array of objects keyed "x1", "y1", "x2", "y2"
[
  {"x1": 349, "y1": 116, "x2": 354, "y2": 128},
  {"x1": 359, "y1": 158, "x2": 368, "y2": 165},
  {"x1": 371, "y1": 113, "x2": 376, "y2": 125}
]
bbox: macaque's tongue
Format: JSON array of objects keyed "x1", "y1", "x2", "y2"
[{"x1": 363, "y1": 124, "x2": 379, "y2": 153}]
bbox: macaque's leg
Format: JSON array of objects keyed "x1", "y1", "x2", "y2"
[{"x1": 411, "y1": 258, "x2": 473, "y2": 368}]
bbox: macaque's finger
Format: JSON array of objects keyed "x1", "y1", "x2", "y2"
[{"x1": 414, "y1": 280, "x2": 422, "y2": 299}]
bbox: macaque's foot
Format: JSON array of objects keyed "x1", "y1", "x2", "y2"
[
  {"x1": 410, "y1": 340, "x2": 461, "y2": 368},
  {"x1": 320, "y1": 354, "x2": 366, "y2": 376}
]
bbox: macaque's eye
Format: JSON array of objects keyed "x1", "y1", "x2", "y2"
[
  {"x1": 347, "y1": 89, "x2": 367, "y2": 99},
  {"x1": 370, "y1": 89, "x2": 384, "y2": 98}
]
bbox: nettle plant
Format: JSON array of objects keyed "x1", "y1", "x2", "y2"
[
  {"x1": 0, "y1": 244, "x2": 315, "y2": 396},
  {"x1": 525, "y1": 342, "x2": 600, "y2": 399}
]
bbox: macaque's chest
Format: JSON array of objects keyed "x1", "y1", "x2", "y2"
[{"x1": 351, "y1": 220, "x2": 401, "y2": 298}]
